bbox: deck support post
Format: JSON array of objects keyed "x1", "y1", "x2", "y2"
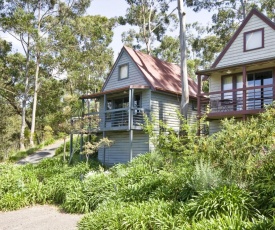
[
  {"x1": 129, "y1": 130, "x2": 133, "y2": 161},
  {"x1": 129, "y1": 88, "x2": 134, "y2": 161},
  {"x1": 103, "y1": 131, "x2": 106, "y2": 165},
  {"x1": 197, "y1": 74, "x2": 202, "y2": 135},
  {"x1": 273, "y1": 67, "x2": 275, "y2": 101},
  {"x1": 242, "y1": 66, "x2": 247, "y2": 121},
  {"x1": 103, "y1": 94, "x2": 107, "y2": 165},
  {"x1": 80, "y1": 98, "x2": 85, "y2": 160},
  {"x1": 69, "y1": 133, "x2": 73, "y2": 162},
  {"x1": 103, "y1": 94, "x2": 106, "y2": 129},
  {"x1": 80, "y1": 134, "x2": 83, "y2": 161}
]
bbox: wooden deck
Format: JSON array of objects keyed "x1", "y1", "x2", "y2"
[{"x1": 198, "y1": 84, "x2": 274, "y2": 119}]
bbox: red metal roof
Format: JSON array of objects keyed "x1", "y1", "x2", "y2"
[{"x1": 123, "y1": 46, "x2": 198, "y2": 98}]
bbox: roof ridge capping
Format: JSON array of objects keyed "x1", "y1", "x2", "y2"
[{"x1": 211, "y1": 8, "x2": 275, "y2": 68}]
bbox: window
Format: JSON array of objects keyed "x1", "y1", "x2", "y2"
[
  {"x1": 222, "y1": 75, "x2": 243, "y2": 111},
  {"x1": 222, "y1": 75, "x2": 243, "y2": 100},
  {"x1": 119, "y1": 64, "x2": 129, "y2": 80},
  {"x1": 247, "y1": 70, "x2": 273, "y2": 109},
  {"x1": 244, "y1": 28, "x2": 264, "y2": 52},
  {"x1": 114, "y1": 97, "x2": 129, "y2": 109}
]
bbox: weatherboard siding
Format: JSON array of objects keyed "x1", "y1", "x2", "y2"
[
  {"x1": 217, "y1": 14, "x2": 275, "y2": 68},
  {"x1": 151, "y1": 92, "x2": 181, "y2": 130},
  {"x1": 209, "y1": 74, "x2": 221, "y2": 94},
  {"x1": 150, "y1": 92, "x2": 197, "y2": 130},
  {"x1": 209, "y1": 120, "x2": 221, "y2": 135},
  {"x1": 141, "y1": 89, "x2": 151, "y2": 111},
  {"x1": 98, "y1": 131, "x2": 149, "y2": 165},
  {"x1": 104, "y1": 50, "x2": 148, "y2": 91}
]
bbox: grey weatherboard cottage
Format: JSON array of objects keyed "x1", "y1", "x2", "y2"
[
  {"x1": 197, "y1": 9, "x2": 275, "y2": 134},
  {"x1": 73, "y1": 46, "x2": 199, "y2": 165}
]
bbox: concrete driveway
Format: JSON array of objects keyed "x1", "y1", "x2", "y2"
[
  {"x1": 16, "y1": 139, "x2": 65, "y2": 165},
  {"x1": 0, "y1": 205, "x2": 83, "y2": 230}
]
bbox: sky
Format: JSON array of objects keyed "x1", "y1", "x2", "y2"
[{"x1": 88, "y1": 0, "x2": 213, "y2": 58}]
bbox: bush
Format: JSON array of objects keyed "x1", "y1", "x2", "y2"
[
  {"x1": 197, "y1": 106, "x2": 275, "y2": 183},
  {"x1": 78, "y1": 200, "x2": 182, "y2": 230},
  {"x1": 185, "y1": 185, "x2": 259, "y2": 221},
  {"x1": 0, "y1": 157, "x2": 100, "y2": 212},
  {"x1": 249, "y1": 149, "x2": 275, "y2": 217}
]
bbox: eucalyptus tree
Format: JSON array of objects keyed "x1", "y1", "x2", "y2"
[
  {"x1": 49, "y1": 15, "x2": 114, "y2": 96},
  {"x1": 0, "y1": 0, "x2": 92, "y2": 149},
  {"x1": 153, "y1": 35, "x2": 180, "y2": 63},
  {"x1": 186, "y1": 0, "x2": 272, "y2": 49},
  {"x1": 0, "y1": 38, "x2": 34, "y2": 151},
  {"x1": 177, "y1": 0, "x2": 189, "y2": 118},
  {"x1": 119, "y1": 0, "x2": 178, "y2": 54}
]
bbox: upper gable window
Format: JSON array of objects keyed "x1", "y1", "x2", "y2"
[
  {"x1": 244, "y1": 28, "x2": 264, "y2": 52},
  {"x1": 119, "y1": 64, "x2": 129, "y2": 80}
]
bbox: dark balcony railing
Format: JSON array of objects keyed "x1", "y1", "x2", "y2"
[
  {"x1": 199, "y1": 84, "x2": 274, "y2": 116},
  {"x1": 104, "y1": 108, "x2": 147, "y2": 129}
]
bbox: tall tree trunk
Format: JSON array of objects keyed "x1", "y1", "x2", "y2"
[
  {"x1": 20, "y1": 38, "x2": 31, "y2": 151},
  {"x1": 30, "y1": 0, "x2": 41, "y2": 147},
  {"x1": 30, "y1": 54, "x2": 40, "y2": 147},
  {"x1": 178, "y1": 0, "x2": 189, "y2": 118},
  {"x1": 20, "y1": 98, "x2": 27, "y2": 151},
  {"x1": 240, "y1": 0, "x2": 246, "y2": 19}
]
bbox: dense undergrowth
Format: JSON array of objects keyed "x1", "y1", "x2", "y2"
[{"x1": 1, "y1": 106, "x2": 275, "y2": 229}]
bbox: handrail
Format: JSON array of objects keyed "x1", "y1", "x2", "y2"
[
  {"x1": 201, "y1": 84, "x2": 274, "y2": 96},
  {"x1": 105, "y1": 108, "x2": 128, "y2": 113}
]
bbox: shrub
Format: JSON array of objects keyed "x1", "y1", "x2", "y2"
[
  {"x1": 189, "y1": 158, "x2": 223, "y2": 193},
  {"x1": 0, "y1": 157, "x2": 100, "y2": 212},
  {"x1": 249, "y1": 149, "x2": 275, "y2": 217},
  {"x1": 197, "y1": 106, "x2": 275, "y2": 183},
  {"x1": 78, "y1": 200, "x2": 182, "y2": 230},
  {"x1": 185, "y1": 185, "x2": 259, "y2": 221},
  {"x1": 61, "y1": 181, "x2": 90, "y2": 213}
]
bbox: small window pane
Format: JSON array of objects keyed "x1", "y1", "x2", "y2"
[
  {"x1": 223, "y1": 76, "x2": 233, "y2": 99},
  {"x1": 119, "y1": 65, "x2": 128, "y2": 79},
  {"x1": 245, "y1": 30, "x2": 262, "y2": 50}
]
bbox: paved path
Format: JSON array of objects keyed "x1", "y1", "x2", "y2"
[
  {"x1": 0, "y1": 205, "x2": 83, "y2": 230},
  {"x1": 2, "y1": 140, "x2": 84, "y2": 230},
  {"x1": 17, "y1": 139, "x2": 65, "y2": 165}
]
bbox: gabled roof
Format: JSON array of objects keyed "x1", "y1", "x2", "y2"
[
  {"x1": 212, "y1": 8, "x2": 275, "y2": 68},
  {"x1": 120, "y1": 46, "x2": 198, "y2": 98}
]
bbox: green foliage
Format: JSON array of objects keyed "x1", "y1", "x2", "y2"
[
  {"x1": 78, "y1": 200, "x2": 181, "y2": 230},
  {"x1": 120, "y1": 0, "x2": 178, "y2": 54},
  {"x1": 0, "y1": 157, "x2": 100, "y2": 212},
  {"x1": 185, "y1": 185, "x2": 259, "y2": 221},
  {"x1": 189, "y1": 158, "x2": 223, "y2": 192},
  {"x1": 196, "y1": 106, "x2": 275, "y2": 182},
  {"x1": 249, "y1": 149, "x2": 275, "y2": 217},
  {"x1": 153, "y1": 35, "x2": 180, "y2": 64},
  {"x1": 2, "y1": 107, "x2": 275, "y2": 228}
]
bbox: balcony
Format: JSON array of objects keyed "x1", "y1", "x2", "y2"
[
  {"x1": 71, "y1": 108, "x2": 148, "y2": 133},
  {"x1": 199, "y1": 84, "x2": 274, "y2": 119},
  {"x1": 104, "y1": 108, "x2": 147, "y2": 131}
]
